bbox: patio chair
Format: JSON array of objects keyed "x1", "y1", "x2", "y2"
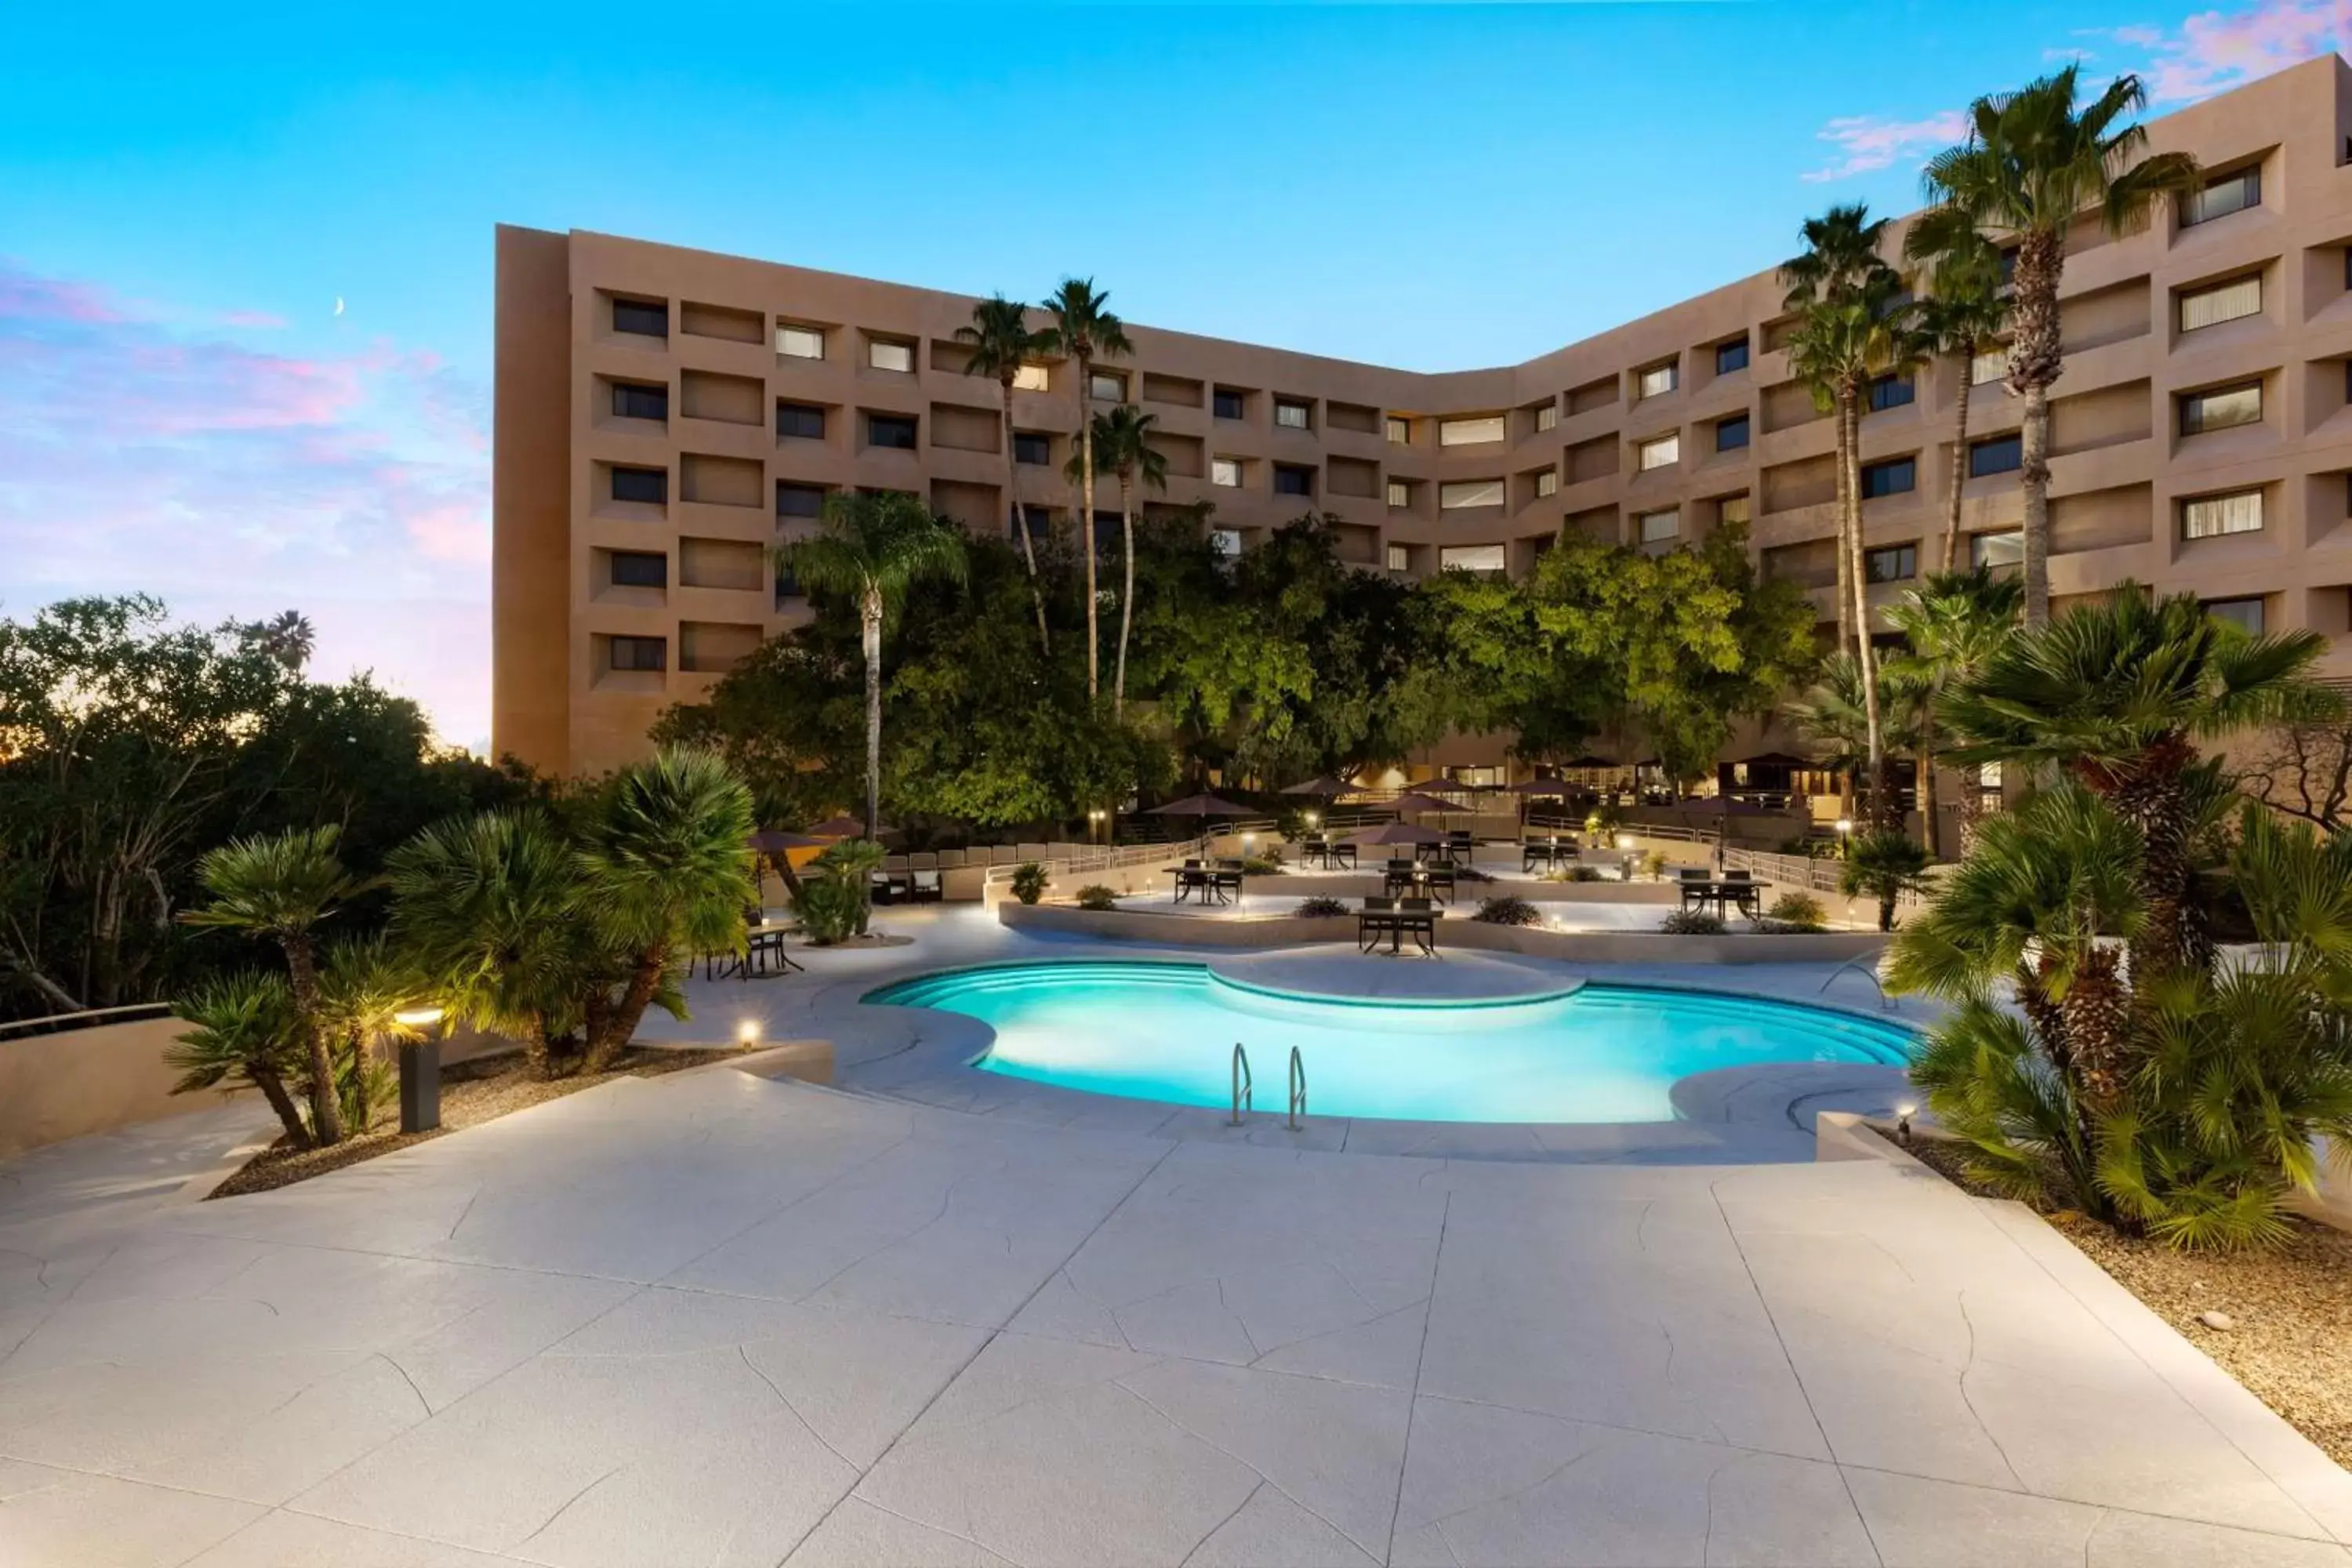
[
  {"x1": 1301, "y1": 833, "x2": 1330, "y2": 869},
  {"x1": 1423, "y1": 862, "x2": 1457, "y2": 904},
  {"x1": 909, "y1": 869, "x2": 942, "y2": 903},
  {"x1": 1396, "y1": 897, "x2": 1439, "y2": 955},
  {"x1": 1357, "y1": 895, "x2": 1400, "y2": 953}
]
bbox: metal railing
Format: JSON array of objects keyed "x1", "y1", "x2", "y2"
[
  {"x1": 1287, "y1": 1047, "x2": 1307, "y2": 1131},
  {"x1": 0, "y1": 1001, "x2": 174, "y2": 1043},
  {"x1": 1231, "y1": 1042, "x2": 1254, "y2": 1126},
  {"x1": 980, "y1": 833, "x2": 1215, "y2": 898}
]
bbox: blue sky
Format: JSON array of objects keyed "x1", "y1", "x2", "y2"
[{"x1": 4, "y1": 0, "x2": 2343, "y2": 749}]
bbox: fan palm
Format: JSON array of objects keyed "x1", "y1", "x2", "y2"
[
  {"x1": 953, "y1": 293, "x2": 1054, "y2": 653},
  {"x1": 1038, "y1": 278, "x2": 1134, "y2": 699},
  {"x1": 1069, "y1": 404, "x2": 1167, "y2": 717},
  {"x1": 181, "y1": 824, "x2": 372, "y2": 1145},
  {"x1": 1909, "y1": 66, "x2": 2198, "y2": 628},
  {"x1": 572, "y1": 748, "x2": 757, "y2": 1072},
  {"x1": 1882, "y1": 567, "x2": 2024, "y2": 855},
  {"x1": 1839, "y1": 829, "x2": 1933, "y2": 933},
  {"x1": 1904, "y1": 229, "x2": 2010, "y2": 574},
  {"x1": 316, "y1": 933, "x2": 420, "y2": 1132},
  {"x1": 168, "y1": 969, "x2": 311, "y2": 1149},
  {"x1": 1783, "y1": 652, "x2": 1919, "y2": 831},
  {"x1": 1941, "y1": 586, "x2": 2333, "y2": 982},
  {"x1": 775, "y1": 492, "x2": 967, "y2": 838}
]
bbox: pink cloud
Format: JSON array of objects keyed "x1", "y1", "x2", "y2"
[
  {"x1": 0, "y1": 257, "x2": 490, "y2": 742},
  {"x1": 1802, "y1": 110, "x2": 1971, "y2": 183},
  {"x1": 2093, "y1": 0, "x2": 2352, "y2": 102}
]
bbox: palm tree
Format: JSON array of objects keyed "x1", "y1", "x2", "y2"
[
  {"x1": 241, "y1": 610, "x2": 317, "y2": 672},
  {"x1": 572, "y1": 748, "x2": 757, "y2": 1073},
  {"x1": 775, "y1": 492, "x2": 967, "y2": 837},
  {"x1": 168, "y1": 969, "x2": 312, "y2": 1149},
  {"x1": 1038, "y1": 278, "x2": 1134, "y2": 699},
  {"x1": 1910, "y1": 66, "x2": 2198, "y2": 628},
  {"x1": 953, "y1": 293, "x2": 1054, "y2": 653},
  {"x1": 1882, "y1": 567, "x2": 2025, "y2": 856},
  {"x1": 1942, "y1": 586, "x2": 2332, "y2": 981},
  {"x1": 1905, "y1": 230, "x2": 2011, "y2": 574},
  {"x1": 181, "y1": 825, "x2": 371, "y2": 1145},
  {"x1": 1069, "y1": 404, "x2": 1167, "y2": 717},
  {"x1": 1839, "y1": 829, "x2": 1934, "y2": 932},
  {"x1": 317, "y1": 933, "x2": 418, "y2": 1133},
  {"x1": 1784, "y1": 652, "x2": 1922, "y2": 833}
]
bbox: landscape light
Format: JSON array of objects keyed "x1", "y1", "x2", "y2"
[
  {"x1": 1896, "y1": 1101, "x2": 1918, "y2": 1145},
  {"x1": 393, "y1": 1006, "x2": 445, "y2": 1029},
  {"x1": 738, "y1": 1019, "x2": 760, "y2": 1045}
]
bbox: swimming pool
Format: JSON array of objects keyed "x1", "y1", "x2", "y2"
[{"x1": 863, "y1": 960, "x2": 1913, "y2": 1124}]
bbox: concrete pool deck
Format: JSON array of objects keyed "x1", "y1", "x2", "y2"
[{"x1": 4, "y1": 907, "x2": 2350, "y2": 1566}]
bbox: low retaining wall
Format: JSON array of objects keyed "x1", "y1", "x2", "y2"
[
  {"x1": 0, "y1": 1014, "x2": 205, "y2": 1160},
  {"x1": 996, "y1": 902, "x2": 1890, "y2": 965}
]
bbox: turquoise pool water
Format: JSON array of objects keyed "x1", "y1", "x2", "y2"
[{"x1": 863, "y1": 961, "x2": 1913, "y2": 1124}]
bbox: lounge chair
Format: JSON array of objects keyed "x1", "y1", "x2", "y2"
[{"x1": 909, "y1": 869, "x2": 942, "y2": 903}]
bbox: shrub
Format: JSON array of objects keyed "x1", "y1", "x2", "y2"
[
  {"x1": 1472, "y1": 895, "x2": 1542, "y2": 927},
  {"x1": 1240, "y1": 855, "x2": 1285, "y2": 876},
  {"x1": 1660, "y1": 909, "x2": 1726, "y2": 935},
  {"x1": 1074, "y1": 884, "x2": 1119, "y2": 911},
  {"x1": 1763, "y1": 891, "x2": 1827, "y2": 931},
  {"x1": 791, "y1": 874, "x2": 866, "y2": 945},
  {"x1": 1010, "y1": 862, "x2": 1049, "y2": 906},
  {"x1": 1548, "y1": 864, "x2": 1606, "y2": 884},
  {"x1": 1454, "y1": 865, "x2": 1494, "y2": 883},
  {"x1": 1642, "y1": 849, "x2": 1671, "y2": 881},
  {"x1": 1293, "y1": 896, "x2": 1350, "y2": 918}
]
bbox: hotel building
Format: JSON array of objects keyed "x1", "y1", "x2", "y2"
[{"x1": 495, "y1": 55, "x2": 2352, "y2": 779}]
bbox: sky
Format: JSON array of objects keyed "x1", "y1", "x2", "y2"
[{"x1": 4, "y1": 0, "x2": 2347, "y2": 753}]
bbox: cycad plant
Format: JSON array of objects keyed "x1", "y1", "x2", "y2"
[
  {"x1": 168, "y1": 969, "x2": 311, "y2": 1149},
  {"x1": 1784, "y1": 652, "x2": 1920, "y2": 830},
  {"x1": 1039, "y1": 278, "x2": 1134, "y2": 699},
  {"x1": 181, "y1": 824, "x2": 372, "y2": 1145},
  {"x1": 1882, "y1": 567, "x2": 2024, "y2": 855},
  {"x1": 316, "y1": 933, "x2": 418, "y2": 1133},
  {"x1": 775, "y1": 492, "x2": 967, "y2": 839},
  {"x1": 1069, "y1": 404, "x2": 1167, "y2": 716},
  {"x1": 789, "y1": 838, "x2": 885, "y2": 945},
  {"x1": 953, "y1": 293, "x2": 1055, "y2": 652},
  {"x1": 1909, "y1": 66, "x2": 2198, "y2": 627}
]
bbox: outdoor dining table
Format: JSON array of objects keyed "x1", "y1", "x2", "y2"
[
  {"x1": 1168, "y1": 864, "x2": 1244, "y2": 905},
  {"x1": 1358, "y1": 898, "x2": 1443, "y2": 956},
  {"x1": 1678, "y1": 877, "x2": 1768, "y2": 918},
  {"x1": 1301, "y1": 837, "x2": 1358, "y2": 870},
  {"x1": 710, "y1": 922, "x2": 804, "y2": 980}
]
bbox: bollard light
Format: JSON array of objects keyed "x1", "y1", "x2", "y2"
[
  {"x1": 392, "y1": 1006, "x2": 446, "y2": 1134},
  {"x1": 1896, "y1": 1101, "x2": 1918, "y2": 1145}
]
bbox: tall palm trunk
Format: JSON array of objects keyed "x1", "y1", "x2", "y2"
[
  {"x1": 1940, "y1": 354, "x2": 1974, "y2": 573},
  {"x1": 2082, "y1": 734, "x2": 2207, "y2": 985},
  {"x1": 1115, "y1": 468, "x2": 1135, "y2": 718},
  {"x1": 1077, "y1": 354, "x2": 1099, "y2": 699},
  {"x1": 1000, "y1": 382, "x2": 1049, "y2": 655},
  {"x1": 279, "y1": 931, "x2": 344, "y2": 1145},
  {"x1": 861, "y1": 588, "x2": 884, "y2": 839},
  {"x1": 251, "y1": 1064, "x2": 313, "y2": 1150},
  {"x1": 586, "y1": 946, "x2": 669, "y2": 1075},
  {"x1": 2009, "y1": 229, "x2": 2064, "y2": 631},
  {"x1": 1839, "y1": 387, "x2": 1888, "y2": 829},
  {"x1": 1917, "y1": 750, "x2": 1940, "y2": 858}
]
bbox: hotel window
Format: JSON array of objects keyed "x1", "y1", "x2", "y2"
[
  {"x1": 1719, "y1": 494, "x2": 1751, "y2": 527},
  {"x1": 1012, "y1": 363, "x2": 1051, "y2": 392},
  {"x1": 1715, "y1": 413, "x2": 1750, "y2": 452},
  {"x1": 1866, "y1": 374, "x2": 1915, "y2": 412},
  {"x1": 1386, "y1": 479, "x2": 1411, "y2": 508},
  {"x1": 1386, "y1": 544, "x2": 1410, "y2": 572},
  {"x1": 868, "y1": 338, "x2": 914, "y2": 373},
  {"x1": 1211, "y1": 457, "x2": 1242, "y2": 488},
  {"x1": 776, "y1": 402, "x2": 825, "y2": 440},
  {"x1": 609, "y1": 550, "x2": 667, "y2": 589},
  {"x1": 2183, "y1": 165, "x2": 2259, "y2": 227},
  {"x1": 1090, "y1": 371, "x2": 1127, "y2": 402},
  {"x1": 610, "y1": 466, "x2": 666, "y2": 505},
  {"x1": 1214, "y1": 388, "x2": 1246, "y2": 420},
  {"x1": 1386, "y1": 415, "x2": 1410, "y2": 444},
  {"x1": 1534, "y1": 404, "x2": 1559, "y2": 432},
  {"x1": 1274, "y1": 397, "x2": 1311, "y2": 430},
  {"x1": 612, "y1": 297, "x2": 667, "y2": 338},
  {"x1": 2179, "y1": 380, "x2": 2263, "y2": 437},
  {"x1": 1635, "y1": 508, "x2": 1679, "y2": 544},
  {"x1": 2181, "y1": 488, "x2": 2264, "y2": 539},
  {"x1": 1635, "y1": 361, "x2": 1678, "y2": 399},
  {"x1": 1440, "y1": 544, "x2": 1507, "y2": 574},
  {"x1": 1969, "y1": 433, "x2": 2022, "y2": 477},
  {"x1": 1535, "y1": 469, "x2": 1559, "y2": 499},
  {"x1": 1439, "y1": 415, "x2": 1506, "y2": 446},
  {"x1": 2177, "y1": 274, "x2": 2262, "y2": 332},
  {"x1": 611, "y1": 382, "x2": 667, "y2": 421},
  {"x1": 1970, "y1": 346, "x2": 2011, "y2": 385},
  {"x1": 1439, "y1": 479, "x2": 1504, "y2": 510},
  {"x1": 1635, "y1": 432, "x2": 1680, "y2": 471},
  {"x1": 1860, "y1": 457, "x2": 1915, "y2": 499},
  {"x1": 1013, "y1": 431, "x2": 1051, "y2": 466},
  {"x1": 609, "y1": 635, "x2": 667, "y2": 673},
  {"x1": 774, "y1": 567, "x2": 800, "y2": 604},
  {"x1": 1210, "y1": 528, "x2": 1242, "y2": 558},
  {"x1": 1715, "y1": 337, "x2": 1750, "y2": 376},
  {"x1": 867, "y1": 412, "x2": 918, "y2": 450},
  {"x1": 776, "y1": 481, "x2": 826, "y2": 518},
  {"x1": 1864, "y1": 543, "x2": 1916, "y2": 584},
  {"x1": 1274, "y1": 464, "x2": 1315, "y2": 497},
  {"x1": 777, "y1": 324, "x2": 826, "y2": 361},
  {"x1": 1972, "y1": 529, "x2": 2024, "y2": 568},
  {"x1": 2205, "y1": 597, "x2": 2266, "y2": 635}
]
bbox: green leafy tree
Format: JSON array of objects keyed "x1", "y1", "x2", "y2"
[
  {"x1": 1909, "y1": 66, "x2": 2198, "y2": 628},
  {"x1": 776, "y1": 492, "x2": 968, "y2": 839},
  {"x1": 1038, "y1": 278, "x2": 1134, "y2": 699},
  {"x1": 167, "y1": 969, "x2": 311, "y2": 1149},
  {"x1": 181, "y1": 825, "x2": 372, "y2": 1145},
  {"x1": 953, "y1": 292, "x2": 1056, "y2": 652}
]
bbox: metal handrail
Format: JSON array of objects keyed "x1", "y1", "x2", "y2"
[
  {"x1": 0, "y1": 1001, "x2": 175, "y2": 1042},
  {"x1": 1231, "y1": 1042, "x2": 1254, "y2": 1126},
  {"x1": 1820, "y1": 953, "x2": 1897, "y2": 1011},
  {"x1": 1287, "y1": 1047, "x2": 1306, "y2": 1131}
]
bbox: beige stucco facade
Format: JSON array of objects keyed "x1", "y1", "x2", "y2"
[{"x1": 495, "y1": 56, "x2": 2352, "y2": 779}]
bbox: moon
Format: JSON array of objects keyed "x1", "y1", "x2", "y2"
[{"x1": 333, "y1": 296, "x2": 345, "y2": 317}]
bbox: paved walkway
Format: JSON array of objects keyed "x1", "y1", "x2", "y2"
[{"x1": 4, "y1": 915, "x2": 2350, "y2": 1566}]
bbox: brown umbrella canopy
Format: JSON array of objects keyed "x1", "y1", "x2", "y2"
[
  {"x1": 1279, "y1": 775, "x2": 1356, "y2": 797},
  {"x1": 1387, "y1": 791, "x2": 1462, "y2": 815},
  {"x1": 1345, "y1": 822, "x2": 1450, "y2": 848},
  {"x1": 1145, "y1": 793, "x2": 1258, "y2": 818}
]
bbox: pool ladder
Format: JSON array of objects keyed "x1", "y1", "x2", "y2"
[{"x1": 1229, "y1": 1043, "x2": 1308, "y2": 1131}]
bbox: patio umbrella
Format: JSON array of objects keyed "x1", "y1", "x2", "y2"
[
  {"x1": 804, "y1": 814, "x2": 890, "y2": 839},
  {"x1": 1145, "y1": 793, "x2": 1256, "y2": 818},
  {"x1": 1279, "y1": 775, "x2": 1355, "y2": 797},
  {"x1": 1386, "y1": 791, "x2": 1461, "y2": 816},
  {"x1": 1345, "y1": 822, "x2": 1449, "y2": 848},
  {"x1": 1497, "y1": 778, "x2": 1573, "y2": 795}
]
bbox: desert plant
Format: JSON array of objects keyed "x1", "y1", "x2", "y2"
[
  {"x1": 1472, "y1": 895, "x2": 1542, "y2": 927},
  {"x1": 790, "y1": 874, "x2": 866, "y2": 946},
  {"x1": 1641, "y1": 849, "x2": 1671, "y2": 881},
  {"x1": 1763, "y1": 891, "x2": 1828, "y2": 931},
  {"x1": 1292, "y1": 896, "x2": 1349, "y2": 918},
  {"x1": 1073, "y1": 884, "x2": 1119, "y2": 911},
  {"x1": 168, "y1": 969, "x2": 312, "y2": 1148},
  {"x1": 1240, "y1": 855, "x2": 1285, "y2": 876},
  {"x1": 1661, "y1": 909, "x2": 1726, "y2": 935},
  {"x1": 1548, "y1": 864, "x2": 1606, "y2": 884},
  {"x1": 808, "y1": 838, "x2": 885, "y2": 937},
  {"x1": 1010, "y1": 862, "x2": 1049, "y2": 905},
  {"x1": 315, "y1": 933, "x2": 418, "y2": 1134},
  {"x1": 1840, "y1": 829, "x2": 1935, "y2": 932}
]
